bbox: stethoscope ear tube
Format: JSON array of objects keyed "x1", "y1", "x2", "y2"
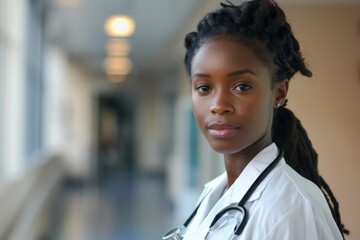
[
  {"x1": 234, "y1": 208, "x2": 248, "y2": 235},
  {"x1": 208, "y1": 203, "x2": 248, "y2": 236},
  {"x1": 209, "y1": 204, "x2": 246, "y2": 228}
]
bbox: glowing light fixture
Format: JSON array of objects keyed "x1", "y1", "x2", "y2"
[
  {"x1": 104, "y1": 15, "x2": 135, "y2": 37},
  {"x1": 107, "y1": 74, "x2": 126, "y2": 83},
  {"x1": 106, "y1": 38, "x2": 131, "y2": 56},
  {"x1": 103, "y1": 57, "x2": 133, "y2": 76}
]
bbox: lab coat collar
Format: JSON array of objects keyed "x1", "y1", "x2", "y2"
[{"x1": 204, "y1": 143, "x2": 283, "y2": 204}]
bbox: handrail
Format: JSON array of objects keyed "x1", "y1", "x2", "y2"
[{"x1": 0, "y1": 156, "x2": 66, "y2": 240}]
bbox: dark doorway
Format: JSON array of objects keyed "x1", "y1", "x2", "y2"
[{"x1": 97, "y1": 93, "x2": 135, "y2": 182}]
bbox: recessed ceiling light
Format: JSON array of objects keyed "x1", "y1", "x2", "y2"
[
  {"x1": 104, "y1": 15, "x2": 135, "y2": 37},
  {"x1": 103, "y1": 57, "x2": 133, "y2": 76},
  {"x1": 106, "y1": 38, "x2": 131, "y2": 56},
  {"x1": 107, "y1": 74, "x2": 126, "y2": 84}
]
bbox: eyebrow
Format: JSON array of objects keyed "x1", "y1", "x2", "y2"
[
  {"x1": 228, "y1": 69, "x2": 257, "y2": 77},
  {"x1": 191, "y1": 69, "x2": 256, "y2": 80}
]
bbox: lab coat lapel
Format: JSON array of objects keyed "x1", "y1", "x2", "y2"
[
  {"x1": 184, "y1": 144, "x2": 281, "y2": 239},
  {"x1": 194, "y1": 144, "x2": 281, "y2": 239},
  {"x1": 230, "y1": 144, "x2": 281, "y2": 204},
  {"x1": 183, "y1": 173, "x2": 227, "y2": 239},
  {"x1": 194, "y1": 164, "x2": 264, "y2": 238}
]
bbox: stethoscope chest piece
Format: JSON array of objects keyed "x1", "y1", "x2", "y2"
[{"x1": 162, "y1": 226, "x2": 185, "y2": 240}]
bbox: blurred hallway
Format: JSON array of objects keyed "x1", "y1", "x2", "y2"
[
  {"x1": 53, "y1": 171, "x2": 173, "y2": 240},
  {"x1": 1, "y1": 1, "x2": 359, "y2": 240}
]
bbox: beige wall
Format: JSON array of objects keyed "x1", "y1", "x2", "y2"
[
  {"x1": 62, "y1": 60, "x2": 94, "y2": 179},
  {"x1": 283, "y1": 4, "x2": 360, "y2": 239}
]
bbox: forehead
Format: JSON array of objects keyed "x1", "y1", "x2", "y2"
[{"x1": 191, "y1": 36, "x2": 268, "y2": 74}]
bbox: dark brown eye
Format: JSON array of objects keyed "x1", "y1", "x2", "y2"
[
  {"x1": 234, "y1": 84, "x2": 251, "y2": 92},
  {"x1": 196, "y1": 84, "x2": 211, "y2": 93}
]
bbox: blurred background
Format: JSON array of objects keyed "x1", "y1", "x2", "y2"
[{"x1": 0, "y1": 0, "x2": 359, "y2": 239}]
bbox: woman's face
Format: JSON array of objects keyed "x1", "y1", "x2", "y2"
[{"x1": 191, "y1": 36, "x2": 287, "y2": 157}]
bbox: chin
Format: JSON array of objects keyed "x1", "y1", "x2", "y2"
[{"x1": 209, "y1": 143, "x2": 242, "y2": 155}]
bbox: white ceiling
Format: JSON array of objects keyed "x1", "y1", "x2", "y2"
[
  {"x1": 47, "y1": 0, "x2": 214, "y2": 76},
  {"x1": 46, "y1": 0, "x2": 360, "y2": 78}
]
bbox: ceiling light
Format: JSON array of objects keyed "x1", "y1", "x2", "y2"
[
  {"x1": 107, "y1": 74, "x2": 126, "y2": 84},
  {"x1": 103, "y1": 57, "x2": 133, "y2": 76},
  {"x1": 106, "y1": 38, "x2": 131, "y2": 56},
  {"x1": 104, "y1": 15, "x2": 135, "y2": 37}
]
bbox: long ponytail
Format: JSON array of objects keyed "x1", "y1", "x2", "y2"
[{"x1": 272, "y1": 103, "x2": 349, "y2": 237}]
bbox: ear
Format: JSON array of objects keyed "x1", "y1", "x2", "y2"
[{"x1": 274, "y1": 80, "x2": 289, "y2": 108}]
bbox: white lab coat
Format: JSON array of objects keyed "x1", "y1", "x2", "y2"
[{"x1": 183, "y1": 143, "x2": 343, "y2": 240}]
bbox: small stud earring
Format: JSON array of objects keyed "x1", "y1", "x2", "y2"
[{"x1": 277, "y1": 102, "x2": 282, "y2": 107}]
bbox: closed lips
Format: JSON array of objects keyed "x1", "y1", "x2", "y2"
[{"x1": 208, "y1": 123, "x2": 240, "y2": 138}]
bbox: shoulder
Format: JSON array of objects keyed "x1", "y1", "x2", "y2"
[
  {"x1": 264, "y1": 163, "x2": 325, "y2": 206},
  {"x1": 243, "y1": 163, "x2": 342, "y2": 239},
  {"x1": 250, "y1": 163, "x2": 328, "y2": 222},
  {"x1": 258, "y1": 163, "x2": 332, "y2": 219}
]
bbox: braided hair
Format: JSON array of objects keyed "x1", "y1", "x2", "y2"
[{"x1": 184, "y1": 0, "x2": 348, "y2": 237}]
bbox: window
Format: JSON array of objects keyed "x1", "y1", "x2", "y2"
[
  {"x1": 0, "y1": 0, "x2": 5, "y2": 177},
  {"x1": 24, "y1": 0, "x2": 45, "y2": 161},
  {"x1": 0, "y1": 0, "x2": 46, "y2": 180}
]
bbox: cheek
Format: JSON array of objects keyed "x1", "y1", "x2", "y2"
[
  {"x1": 255, "y1": 100, "x2": 274, "y2": 130},
  {"x1": 192, "y1": 97, "x2": 208, "y2": 129},
  {"x1": 241, "y1": 93, "x2": 274, "y2": 124},
  {"x1": 191, "y1": 97, "x2": 202, "y2": 121}
]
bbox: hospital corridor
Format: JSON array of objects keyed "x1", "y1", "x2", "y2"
[
  {"x1": 53, "y1": 171, "x2": 172, "y2": 240},
  {"x1": 0, "y1": 0, "x2": 359, "y2": 240}
]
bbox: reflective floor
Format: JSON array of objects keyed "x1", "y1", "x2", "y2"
[{"x1": 53, "y1": 171, "x2": 174, "y2": 240}]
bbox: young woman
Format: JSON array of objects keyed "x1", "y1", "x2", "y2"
[{"x1": 163, "y1": 0, "x2": 348, "y2": 239}]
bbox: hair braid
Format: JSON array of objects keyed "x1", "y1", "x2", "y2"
[
  {"x1": 272, "y1": 105, "x2": 349, "y2": 237},
  {"x1": 320, "y1": 176, "x2": 350, "y2": 235},
  {"x1": 184, "y1": 0, "x2": 348, "y2": 237}
]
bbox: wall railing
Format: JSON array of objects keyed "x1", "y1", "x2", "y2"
[{"x1": 0, "y1": 155, "x2": 66, "y2": 240}]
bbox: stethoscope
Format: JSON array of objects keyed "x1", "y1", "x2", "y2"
[{"x1": 162, "y1": 148, "x2": 283, "y2": 240}]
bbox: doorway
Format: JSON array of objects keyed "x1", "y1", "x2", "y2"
[{"x1": 97, "y1": 93, "x2": 135, "y2": 182}]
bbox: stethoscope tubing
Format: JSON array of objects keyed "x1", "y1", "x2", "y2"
[{"x1": 163, "y1": 146, "x2": 283, "y2": 240}]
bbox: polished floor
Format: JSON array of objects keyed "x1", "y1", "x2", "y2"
[{"x1": 53, "y1": 171, "x2": 174, "y2": 240}]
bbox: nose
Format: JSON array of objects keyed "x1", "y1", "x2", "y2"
[{"x1": 210, "y1": 91, "x2": 234, "y2": 115}]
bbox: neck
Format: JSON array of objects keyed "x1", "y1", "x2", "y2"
[
  {"x1": 224, "y1": 157, "x2": 250, "y2": 188},
  {"x1": 224, "y1": 137, "x2": 272, "y2": 188}
]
